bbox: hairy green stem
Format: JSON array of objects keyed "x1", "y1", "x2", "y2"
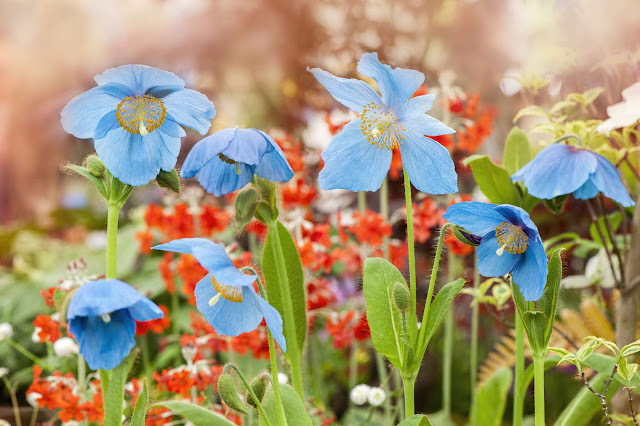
[
  {"x1": 513, "y1": 313, "x2": 525, "y2": 426},
  {"x1": 106, "y1": 203, "x2": 120, "y2": 279},
  {"x1": 224, "y1": 364, "x2": 272, "y2": 426},
  {"x1": 380, "y1": 177, "x2": 389, "y2": 258},
  {"x1": 533, "y1": 355, "x2": 545, "y2": 426},
  {"x1": 265, "y1": 224, "x2": 304, "y2": 397},
  {"x1": 470, "y1": 256, "x2": 480, "y2": 414},
  {"x1": 402, "y1": 168, "x2": 417, "y2": 319},
  {"x1": 442, "y1": 250, "x2": 457, "y2": 417}
]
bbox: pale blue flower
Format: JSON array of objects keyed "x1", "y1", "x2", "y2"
[
  {"x1": 152, "y1": 238, "x2": 286, "y2": 351},
  {"x1": 308, "y1": 52, "x2": 457, "y2": 194},
  {"x1": 61, "y1": 65, "x2": 216, "y2": 186}
]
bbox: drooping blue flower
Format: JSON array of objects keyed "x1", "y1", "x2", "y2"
[
  {"x1": 443, "y1": 202, "x2": 548, "y2": 301},
  {"x1": 511, "y1": 143, "x2": 634, "y2": 207},
  {"x1": 181, "y1": 128, "x2": 294, "y2": 196},
  {"x1": 67, "y1": 279, "x2": 163, "y2": 370},
  {"x1": 307, "y1": 52, "x2": 457, "y2": 194},
  {"x1": 61, "y1": 65, "x2": 216, "y2": 186},
  {"x1": 152, "y1": 238, "x2": 287, "y2": 351}
]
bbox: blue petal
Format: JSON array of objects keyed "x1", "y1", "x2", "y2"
[
  {"x1": 127, "y1": 298, "x2": 164, "y2": 322},
  {"x1": 94, "y1": 127, "x2": 181, "y2": 186},
  {"x1": 182, "y1": 128, "x2": 237, "y2": 178},
  {"x1": 194, "y1": 277, "x2": 263, "y2": 336},
  {"x1": 253, "y1": 130, "x2": 294, "y2": 182},
  {"x1": 399, "y1": 94, "x2": 436, "y2": 121},
  {"x1": 307, "y1": 67, "x2": 382, "y2": 112},
  {"x1": 477, "y1": 233, "x2": 520, "y2": 277},
  {"x1": 573, "y1": 179, "x2": 600, "y2": 200},
  {"x1": 356, "y1": 52, "x2": 425, "y2": 113},
  {"x1": 60, "y1": 83, "x2": 131, "y2": 139},
  {"x1": 153, "y1": 238, "x2": 256, "y2": 288},
  {"x1": 494, "y1": 205, "x2": 539, "y2": 237},
  {"x1": 443, "y1": 201, "x2": 506, "y2": 236},
  {"x1": 221, "y1": 129, "x2": 271, "y2": 165},
  {"x1": 511, "y1": 239, "x2": 548, "y2": 301},
  {"x1": 589, "y1": 154, "x2": 635, "y2": 207},
  {"x1": 69, "y1": 309, "x2": 135, "y2": 370},
  {"x1": 252, "y1": 288, "x2": 287, "y2": 352},
  {"x1": 162, "y1": 89, "x2": 216, "y2": 135},
  {"x1": 159, "y1": 118, "x2": 187, "y2": 138},
  {"x1": 95, "y1": 65, "x2": 185, "y2": 95},
  {"x1": 196, "y1": 156, "x2": 256, "y2": 196},
  {"x1": 403, "y1": 113, "x2": 456, "y2": 137},
  {"x1": 399, "y1": 127, "x2": 457, "y2": 194},
  {"x1": 94, "y1": 111, "x2": 120, "y2": 139},
  {"x1": 511, "y1": 144, "x2": 598, "y2": 199},
  {"x1": 318, "y1": 119, "x2": 392, "y2": 192},
  {"x1": 67, "y1": 279, "x2": 144, "y2": 319}
]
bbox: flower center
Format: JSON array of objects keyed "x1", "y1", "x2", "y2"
[
  {"x1": 494, "y1": 221, "x2": 529, "y2": 255},
  {"x1": 116, "y1": 95, "x2": 166, "y2": 135},
  {"x1": 360, "y1": 102, "x2": 406, "y2": 150},
  {"x1": 208, "y1": 276, "x2": 243, "y2": 306},
  {"x1": 218, "y1": 153, "x2": 242, "y2": 174}
]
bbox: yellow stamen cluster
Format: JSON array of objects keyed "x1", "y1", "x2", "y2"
[
  {"x1": 495, "y1": 221, "x2": 529, "y2": 255},
  {"x1": 360, "y1": 102, "x2": 406, "y2": 150},
  {"x1": 218, "y1": 153, "x2": 236, "y2": 165},
  {"x1": 116, "y1": 94, "x2": 166, "y2": 135},
  {"x1": 212, "y1": 276, "x2": 243, "y2": 302}
]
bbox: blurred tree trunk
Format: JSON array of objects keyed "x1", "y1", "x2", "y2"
[{"x1": 613, "y1": 193, "x2": 640, "y2": 412}]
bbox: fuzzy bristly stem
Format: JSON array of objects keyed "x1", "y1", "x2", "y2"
[
  {"x1": 470, "y1": 255, "x2": 480, "y2": 413},
  {"x1": 402, "y1": 168, "x2": 417, "y2": 319},
  {"x1": 442, "y1": 250, "x2": 456, "y2": 418},
  {"x1": 380, "y1": 177, "x2": 389, "y2": 258},
  {"x1": 265, "y1": 224, "x2": 304, "y2": 397},
  {"x1": 224, "y1": 364, "x2": 272, "y2": 426},
  {"x1": 513, "y1": 312, "x2": 525, "y2": 426},
  {"x1": 533, "y1": 355, "x2": 545, "y2": 426}
]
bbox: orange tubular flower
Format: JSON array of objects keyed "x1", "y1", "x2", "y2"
[
  {"x1": 412, "y1": 199, "x2": 444, "y2": 244},
  {"x1": 33, "y1": 314, "x2": 62, "y2": 343},
  {"x1": 349, "y1": 210, "x2": 391, "y2": 248}
]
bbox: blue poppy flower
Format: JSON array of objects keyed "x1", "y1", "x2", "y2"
[
  {"x1": 307, "y1": 52, "x2": 457, "y2": 194},
  {"x1": 511, "y1": 143, "x2": 634, "y2": 207},
  {"x1": 443, "y1": 202, "x2": 548, "y2": 301},
  {"x1": 152, "y1": 238, "x2": 287, "y2": 351},
  {"x1": 67, "y1": 279, "x2": 163, "y2": 370},
  {"x1": 61, "y1": 65, "x2": 216, "y2": 186},
  {"x1": 181, "y1": 128, "x2": 294, "y2": 196}
]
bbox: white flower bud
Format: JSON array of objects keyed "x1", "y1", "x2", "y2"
[
  {"x1": 181, "y1": 345, "x2": 197, "y2": 364},
  {"x1": 32, "y1": 328, "x2": 41, "y2": 343},
  {"x1": 349, "y1": 384, "x2": 371, "y2": 405},
  {"x1": 26, "y1": 392, "x2": 41, "y2": 408},
  {"x1": 277, "y1": 372, "x2": 288, "y2": 384},
  {"x1": 0, "y1": 368, "x2": 8, "y2": 378},
  {"x1": 53, "y1": 337, "x2": 79, "y2": 357},
  {"x1": 367, "y1": 387, "x2": 386, "y2": 406},
  {"x1": 0, "y1": 323, "x2": 13, "y2": 341}
]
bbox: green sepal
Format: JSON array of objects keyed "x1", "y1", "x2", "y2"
[
  {"x1": 64, "y1": 164, "x2": 108, "y2": 199},
  {"x1": 155, "y1": 169, "x2": 181, "y2": 193},
  {"x1": 234, "y1": 188, "x2": 259, "y2": 231}
]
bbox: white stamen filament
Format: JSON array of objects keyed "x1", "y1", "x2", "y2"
[
  {"x1": 496, "y1": 243, "x2": 507, "y2": 256},
  {"x1": 101, "y1": 313, "x2": 111, "y2": 323},
  {"x1": 208, "y1": 293, "x2": 222, "y2": 307},
  {"x1": 139, "y1": 120, "x2": 148, "y2": 136}
]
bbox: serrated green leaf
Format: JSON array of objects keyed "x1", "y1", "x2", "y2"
[
  {"x1": 262, "y1": 222, "x2": 306, "y2": 362},
  {"x1": 154, "y1": 401, "x2": 236, "y2": 426},
  {"x1": 503, "y1": 127, "x2": 531, "y2": 174},
  {"x1": 513, "y1": 105, "x2": 549, "y2": 123},
  {"x1": 466, "y1": 156, "x2": 521, "y2": 205},
  {"x1": 363, "y1": 258, "x2": 408, "y2": 368},
  {"x1": 260, "y1": 383, "x2": 312, "y2": 426},
  {"x1": 131, "y1": 379, "x2": 150, "y2": 426},
  {"x1": 470, "y1": 367, "x2": 512, "y2": 426}
]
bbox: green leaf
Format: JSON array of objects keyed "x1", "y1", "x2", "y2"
[
  {"x1": 589, "y1": 212, "x2": 622, "y2": 247},
  {"x1": 537, "y1": 249, "x2": 564, "y2": 346},
  {"x1": 65, "y1": 164, "x2": 108, "y2": 199},
  {"x1": 397, "y1": 414, "x2": 433, "y2": 425},
  {"x1": 102, "y1": 350, "x2": 137, "y2": 426},
  {"x1": 260, "y1": 383, "x2": 312, "y2": 426},
  {"x1": 522, "y1": 311, "x2": 548, "y2": 357},
  {"x1": 131, "y1": 379, "x2": 150, "y2": 426},
  {"x1": 513, "y1": 105, "x2": 549, "y2": 123},
  {"x1": 465, "y1": 156, "x2": 521, "y2": 205},
  {"x1": 234, "y1": 188, "x2": 259, "y2": 231},
  {"x1": 363, "y1": 257, "x2": 409, "y2": 368},
  {"x1": 553, "y1": 371, "x2": 621, "y2": 426},
  {"x1": 503, "y1": 127, "x2": 531, "y2": 174},
  {"x1": 262, "y1": 221, "x2": 306, "y2": 362},
  {"x1": 621, "y1": 340, "x2": 640, "y2": 358},
  {"x1": 414, "y1": 278, "x2": 465, "y2": 369},
  {"x1": 154, "y1": 401, "x2": 236, "y2": 426},
  {"x1": 470, "y1": 367, "x2": 512, "y2": 426}
]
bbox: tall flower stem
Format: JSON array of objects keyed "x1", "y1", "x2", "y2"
[
  {"x1": 402, "y1": 168, "x2": 417, "y2": 320},
  {"x1": 375, "y1": 353, "x2": 392, "y2": 424},
  {"x1": 403, "y1": 376, "x2": 416, "y2": 418},
  {"x1": 533, "y1": 355, "x2": 545, "y2": 426},
  {"x1": 266, "y1": 222, "x2": 304, "y2": 398},
  {"x1": 6, "y1": 338, "x2": 40, "y2": 364},
  {"x1": 380, "y1": 177, "x2": 389, "y2": 258},
  {"x1": 2, "y1": 376, "x2": 21, "y2": 426},
  {"x1": 469, "y1": 257, "x2": 480, "y2": 413},
  {"x1": 442, "y1": 251, "x2": 456, "y2": 418},
  {"x1": 106, "y1": 203, "x2": 120, "y2": 279},
  {"x1": 348, "y1": 341, "x2": 359, "y2": 397},
  {"x1": 358, "y1": 191, "x2": 367, "y2": 213},
  {"x1": 244, "y1": 267, "x2": 287, "y2": 426},
  {"x1": 513, "y1": 311, "x2": 525, "y2": 426}
]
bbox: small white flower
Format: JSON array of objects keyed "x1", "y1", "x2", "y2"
[
  {"x1": 181, "y1": 345, "x2": 198, "y2": 364},
  {"x1": 0, "y1": 367, "x2": 8, "y2": 378},
  {"x1": 277, "y1": 372, "x2": 288, "y2": 385},
  {"x1": 367, "y1": 387, "x2": 386, "y2": 406},
  {"x1": 350, "y1": 384, "x2": 371, "y2": 405},
  {"x1": 32, "y1": 328, "x2": 41, "y2": 343},
  {"x1": 597, "y1": 82, "x2": 640, "y2": 135},
  {"x1": 27, "y1": 392, "x2": 41, "y2": 408},
  {"x1": 0, "y1": 323, "x2": 13, "y2": 341},
  {"x1": 53, "y1": 337, "x2": 79, "y2": 357},
  {"x1": 562, "y1": 249, "x2": 619, "y2": 289}
]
